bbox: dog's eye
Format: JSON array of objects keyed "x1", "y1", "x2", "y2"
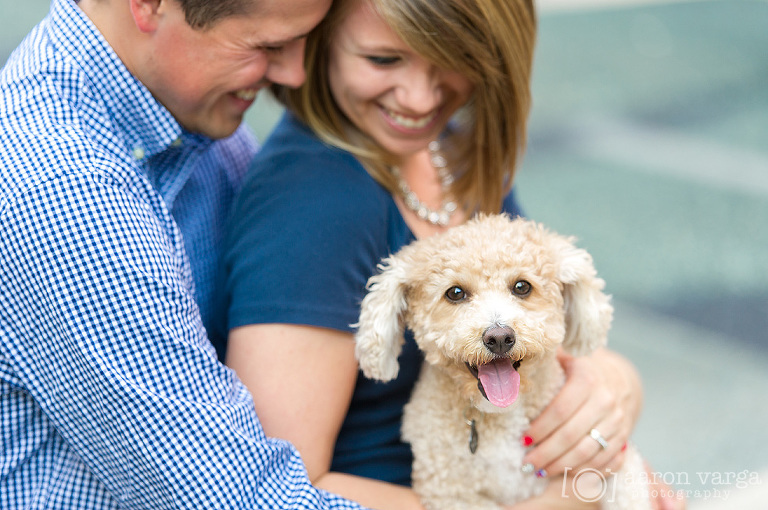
[
  {"x1": 444, "y1": 286, "x2": 468, "y2": 303},
  {"x1": 511, "y1": 280, "x2": 532, "y2": 297}
]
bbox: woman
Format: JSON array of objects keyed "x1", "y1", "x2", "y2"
[{"x1": 218, "y1": 0, "x2": 663, "y2": 508}]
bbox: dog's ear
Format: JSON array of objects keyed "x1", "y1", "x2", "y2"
[
  {"x1": 352, "y1": 254, "x2": 410, "y2": 382},
  {"x1": 556, "y1": 240, "x2": 613, "y2": 356}
]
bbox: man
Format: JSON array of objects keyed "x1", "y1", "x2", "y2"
[{"x1": 0, "y1": 0, "x2": 365, "y2": 508}]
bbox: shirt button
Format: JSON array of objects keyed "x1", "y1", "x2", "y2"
[
  {"x1": 172, "y1": 137, "x2": 183, "y2": 148},
  {"x1": 132, "y1": 146, "x2": 145, "y2": 160}
]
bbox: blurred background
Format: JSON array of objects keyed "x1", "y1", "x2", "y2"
[{"x1": 2, "y1": 0, "x2": 766, "y2": 508}]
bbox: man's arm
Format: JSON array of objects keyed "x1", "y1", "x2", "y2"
[{"x1": 0, "y1": 171, "x2": 365, "y2": 509}]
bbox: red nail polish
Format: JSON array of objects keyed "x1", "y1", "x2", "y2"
[
  {"x1": 522, "y1": 435, "x2": 534, "y2": 447},
  {"x1": 621, "y1": 442, "x2": 628, "y2": 452}
]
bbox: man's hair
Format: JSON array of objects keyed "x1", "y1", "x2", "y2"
[{"x1": 176, "y1": 0, "x2": 252, "y2": 29}]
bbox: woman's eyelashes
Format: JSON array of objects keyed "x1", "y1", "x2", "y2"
[{"x1": 365, "y1": 55, "x2": 401, "y2": 66}]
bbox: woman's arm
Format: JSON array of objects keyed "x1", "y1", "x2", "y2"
[{"x1": 226, "y1": 323, "x2": 425, "y2": 510}]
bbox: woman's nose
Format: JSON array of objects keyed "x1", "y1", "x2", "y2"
[
  {"x1": 264, "y1": 39, "x2": 308, "y2": 89},
  {"x1": 394, "y1": 65, "x2": 443, "y2": 115}
]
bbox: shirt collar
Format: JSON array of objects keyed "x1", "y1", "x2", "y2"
[{"x1": 49, "y1": 0, "x2": 212, "y2": 161}]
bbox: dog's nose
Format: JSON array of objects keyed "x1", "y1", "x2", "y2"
[{"x1": 483, "y1": 325, "x2": 515, "y2": 355}]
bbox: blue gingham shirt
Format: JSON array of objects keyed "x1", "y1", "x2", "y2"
[{"x1": 0, "y1": 1, "x2": 366, "y2": 509}]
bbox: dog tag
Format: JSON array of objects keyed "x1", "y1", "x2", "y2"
[{"x1": 468, "y1": 419, "x2": 478, "y2": 454}]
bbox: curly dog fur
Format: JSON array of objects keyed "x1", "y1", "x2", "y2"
[{"x1": 354, "y1": 214, "x2": 650, "y2": 510}]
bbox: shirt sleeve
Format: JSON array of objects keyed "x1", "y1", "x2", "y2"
[
  {"x1": 0, "y1": 170, "x2": 367, "y2": 510},
  {"x1": 223, "y1": 143, "x2": 390, "y2": 335}
]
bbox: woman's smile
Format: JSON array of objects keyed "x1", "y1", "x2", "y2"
[{"x1": 380, "y1": 106, "x2": 441, "y2": 133}]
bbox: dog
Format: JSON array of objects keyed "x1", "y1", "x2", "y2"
[{"x1": 354, "y1": 214, "x2": 651, "y2": 510}]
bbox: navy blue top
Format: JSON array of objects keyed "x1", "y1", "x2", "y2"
[{"x1": 217, "y1": 112, "x2": 523, "y2": 486}]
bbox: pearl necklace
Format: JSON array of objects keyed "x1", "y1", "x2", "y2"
[{"x1": 391, "y1": 140, "x2": 457, "y2": 226}]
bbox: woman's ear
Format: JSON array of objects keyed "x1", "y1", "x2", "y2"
[{"x1": 352, "y1": 254, "x2": 411, "y2": 382}]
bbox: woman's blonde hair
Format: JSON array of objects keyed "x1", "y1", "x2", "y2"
[{"x1": 272, "y1": 0, "x2": 536, "y2": 215}]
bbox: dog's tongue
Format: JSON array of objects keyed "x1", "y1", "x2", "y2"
[{"x1": 478, "y1": 359, "x2": 520, "y2": 408}]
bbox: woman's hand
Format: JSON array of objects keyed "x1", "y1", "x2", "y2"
[
  {"x1": 521, "y1": 348, "x2": 643, "y2": 477},
  {"x1": 518, "y1": 348, "x2": 687, "y2": 510}
]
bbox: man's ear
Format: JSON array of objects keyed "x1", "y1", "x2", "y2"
[{"x1": 129, "y1": 0, "x2": 164, "y2": 33}]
